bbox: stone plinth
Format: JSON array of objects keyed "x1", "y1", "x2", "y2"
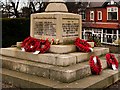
[
  {"x1": 49, "y1": 45, "x2": 77, "y2": 53},
  {"x1": 16, "y1": 41, "x2": 94, "y2": 54},
  {"x1": 1, "y1": 47, "x2": 113, "y2": 83},
  {"x1": 1, "y1": 47, "x2": 109, "y2": 67},
  {"x1": 30, "y1": 12, "x2": 82, "y2": 44}
]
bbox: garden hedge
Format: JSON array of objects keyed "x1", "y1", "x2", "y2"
[{"x1": 1, "y1": 18, "x2": 30, "y2": 48}]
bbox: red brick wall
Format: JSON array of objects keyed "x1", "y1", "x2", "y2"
[
  {"x1": 102, "y1": 8, "x2": 107, "y2": 22},
  {"x1": 85, "y1": 6, "x2": 120, "y2": 23},
  {"x1": 119, "y1": 7, "x2": 120, "y2": 23},
  {"x1": 102, "y1": 44, "x2": 120, "y2": 54},
  {"x1": 83, "y1": 6, "x2": 120, "y2": 29}
]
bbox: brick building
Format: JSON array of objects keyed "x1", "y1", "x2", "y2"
[{"x1": 81, "y1": 0, "x2": 120, "y2": 44}]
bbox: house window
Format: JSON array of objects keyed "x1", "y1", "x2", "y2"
[
  {"x1": 107, "y1": 7, "x2": 118, "y2": 20},
  {"x1": 81, "y1": 11, "x2": 86, "y2": 20},
  {"x1": 98, "y1": 11, "x2": 102, "y2": 20},
  {"x1": 103, "y1": 29, "x2": 118, "y2": 44},
  {"x1": 90, "y1": 11, "x2": 94, "y2": 21}
]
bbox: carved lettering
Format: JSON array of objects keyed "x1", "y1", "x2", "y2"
[
  {"x1": 34, "y1": 21, "x2": 56, "y2": 36},
  {"x1": 62, "y1": 20, "x2": 79, "y2": 37}
]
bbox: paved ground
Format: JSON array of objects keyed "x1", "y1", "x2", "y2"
[
  {"x1": 2, "y1": 80, "x2": 120, "y2": 89},
  {"x1": 105, "y1": 80, "x2": 120, "y2": 90}
]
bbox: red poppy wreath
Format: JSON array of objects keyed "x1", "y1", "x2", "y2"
[
  {"x1": 21, "y1": 36, "x2": 50, "y2": 54},
  {"x1": 105, "y1": 53, "x2": 118, "y2": 70},
  {"x1": 89, "y1": 55, "x2": 102, "y2": 75},
  {"x1": 74, "y1": 38, "x2": 93, "y2": 52},
  {"x1": 36, "y1": 39, "x2": 51, "y2": 53}
]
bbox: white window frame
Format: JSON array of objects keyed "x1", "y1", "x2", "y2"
[
  {"x1": 107, "y1": 7, "x2": 118, "y2": 20},
  {"x1": 98, "y1": 11, "x2": 102, "y2": 20},
  {"x1": 81, "y1": 11, "x2": 86, "y2": 20},
  {"x1": 102, "y1": 29, "x2": 119, "y2": 45},
  {"x1": 90, "y1": 11, "x2": 94, "y2": 21}
]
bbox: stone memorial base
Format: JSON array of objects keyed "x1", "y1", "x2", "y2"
[
  {"x1": 16, "y1": 42, "x2": 94, "y2": 54},
  {"x1": 1, "y1": 46, "x2": 120, "y2": 89},
  {"x1": 2, "y1": 0, "x2": 119, "y2": 89}
]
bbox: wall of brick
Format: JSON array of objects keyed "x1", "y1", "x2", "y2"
[{"x1": 102, "y1": 44, "x2": 120, "y2": 54}]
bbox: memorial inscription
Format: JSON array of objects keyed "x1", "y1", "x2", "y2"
[
  {"x1": 62, "y1": 20, "x2": 79, "y2": 37},
  {"x1": 34, "y1": 20, "x2": 56, "y2": 36}
]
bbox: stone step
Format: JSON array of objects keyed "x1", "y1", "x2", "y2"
[
  {"x1": 2, "y1": 55, "x2": 109, "y2": 83},
  {"x1": 0, "y1": 47, "x2": 109, "y2": 67},
  {"x1": 16, "y1": 41, "x2": 94, "y2": 54},
  {"x1": 2, "y1": 68, "x2": 119, "y2": 89}
]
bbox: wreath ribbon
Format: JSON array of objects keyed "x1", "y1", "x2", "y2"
[
  {"x1": 105, "y1": 53, "x2": 118, "y2": 70},
  {"x1": 21, "y1": 36, "x2": 50, "y2": 54},
  {"x1": 89, "y1": 55, "x2": 102, "y2": 75},
  {"x1": 74, "y1": 38, "x2": 93, "y2": 52}
]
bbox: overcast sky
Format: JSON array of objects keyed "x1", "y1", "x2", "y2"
[{"x1": 1, "y1": 0, "x2": 120, "y2": 10}]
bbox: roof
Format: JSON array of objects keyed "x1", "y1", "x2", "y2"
[
  {"x1": 89, "y1": 2, "x2": 105, "y2": 7},
  {"x1": 79, "y1": 0, "x2": 120, "y2": 8}
]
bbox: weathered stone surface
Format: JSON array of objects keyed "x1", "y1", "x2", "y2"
[
  {"x1": 49, "y1": 45, "x2": 77, "y2": 54},
  {"x1": 31, "y1": 12, "x2": 82, "y2": 44},
  {"x1": 1, "y1": 48, "x2": 58, "y2": 65},
  {"x1": 69, "y1": 52, "x2": 90, "y2": 63},
  {"x1": 101, "y1": 60, "x2": 107, "y2": 69},
  {"x1": 49, "y1": 61, "x2": 93, "y2": 82},
  {"x1": 48, "y1": 42, "x2": 94, "y2": 54},
  {"x1": 2, "y1": 53, "x2": 119, "y2": 84},
  {"x1": 0, "y1": 47, "x2": 110, "y2": 67},
  {"x1": 76, "y1": 65, "x2": 91, "y2": 80},
  {"x1": 88, "y1": 42, "x2": 94, "y2": 48},
  {"x1": 45, "y1": 2, "x2": 68, "y2": 12},
  {"x1": 93, "y1": 47, "x2": 102, "y2": 56},
  {"x1": 49, "y1": 64, "x2": 85, "y2": 83},
  {"x1": 2, "y1": 68, "x2": 60, "y2": 88},
  {"x1": 2, "y1": 68, "x2": 119, "y2": 89},
  {"x1": 56, "y1": 54, "x2": 76, "y2": 66},
  {"x1": 101, "y1": 48, "x2": 109, "y2": 55},
  {"x1": 16, "y1": 43, "x2": 94, "y2": 54},
  {"x1": 2, "y1": 55, "x2": 91, "y2": 83},
  {"x1": 16, "y1": 42, "x2": 22, "y2": 47},
  {"x1": 54, "y1": 69, "x2": 119, "y2": 89},
  {"x1": 2, "y1": 56, "x2": 53, "y2": 78}
]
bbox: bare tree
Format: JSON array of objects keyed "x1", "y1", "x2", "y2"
[
  {"x1": 9, "y1": 0, "x2": 20, "y2": 18},
  {"x1": 1, "y1": 0, "x2": 20, "y2": 18},
  {"x1": 28, "y1": 0, "x2": 48, "y2": 13},
  {"x1": 65, "y1": 0, "x2": 88, "y2": 14},
  {"x1": 10, "y1": 0, "x2": 20, "y2": 17},
  {"x1": 0, "y1": 1, "x2": 13, "y2": 18},
  {"x1": 21, "y1": 6, "x2": 31, "y2": 17}
]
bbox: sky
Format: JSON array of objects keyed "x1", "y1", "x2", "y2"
[
  {"x1": 1, "y1": 0, "x2": 28, "y2": 10},
  {"x1": 1, "y1": 0, "x2": 120, "y2": 10}
]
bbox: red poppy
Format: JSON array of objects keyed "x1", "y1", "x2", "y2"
[
  {"x1": 89, "y1": 56, "x2": 102, "y2": 75},
  {"x1": 21, "y1": 36, "x2": 50, "y2": 54},
  {"x1": 106, "y1": 53, "x2": 118, "y2": 70},
  {"x1": 74, "y1": 38, "x2": 92, "y2": 52}
]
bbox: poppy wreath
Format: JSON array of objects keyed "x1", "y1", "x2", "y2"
[
  {"x1": 36, "y1": 39, "x2": 51, "y2": 53},
  {"x1": 21, "y1": 36, "x2": 50, "y2": 54},
  {"x1": 21, "y1": 36, "x2": 40, "y2": 52},
  {"x1": 89, "y1": 55, "x2": 102, "y2": 75},
  {"x1": 74, "y1": 38, "x2": 92, "y2": 52},
  {"x1": 105, "y1": 53, "x2": 118, "y2": 70}
]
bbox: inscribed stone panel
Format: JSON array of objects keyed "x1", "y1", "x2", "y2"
[
  {"x1": 34, "y1": 19, "x2": 56, "y2": 36},
  {"x1": 62, "y1": 19, "x2": 79, "y2": 37}
]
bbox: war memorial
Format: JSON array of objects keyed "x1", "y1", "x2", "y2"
[{"x1": 1, "y1": 0, "x2": 119, "y2": 89}]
